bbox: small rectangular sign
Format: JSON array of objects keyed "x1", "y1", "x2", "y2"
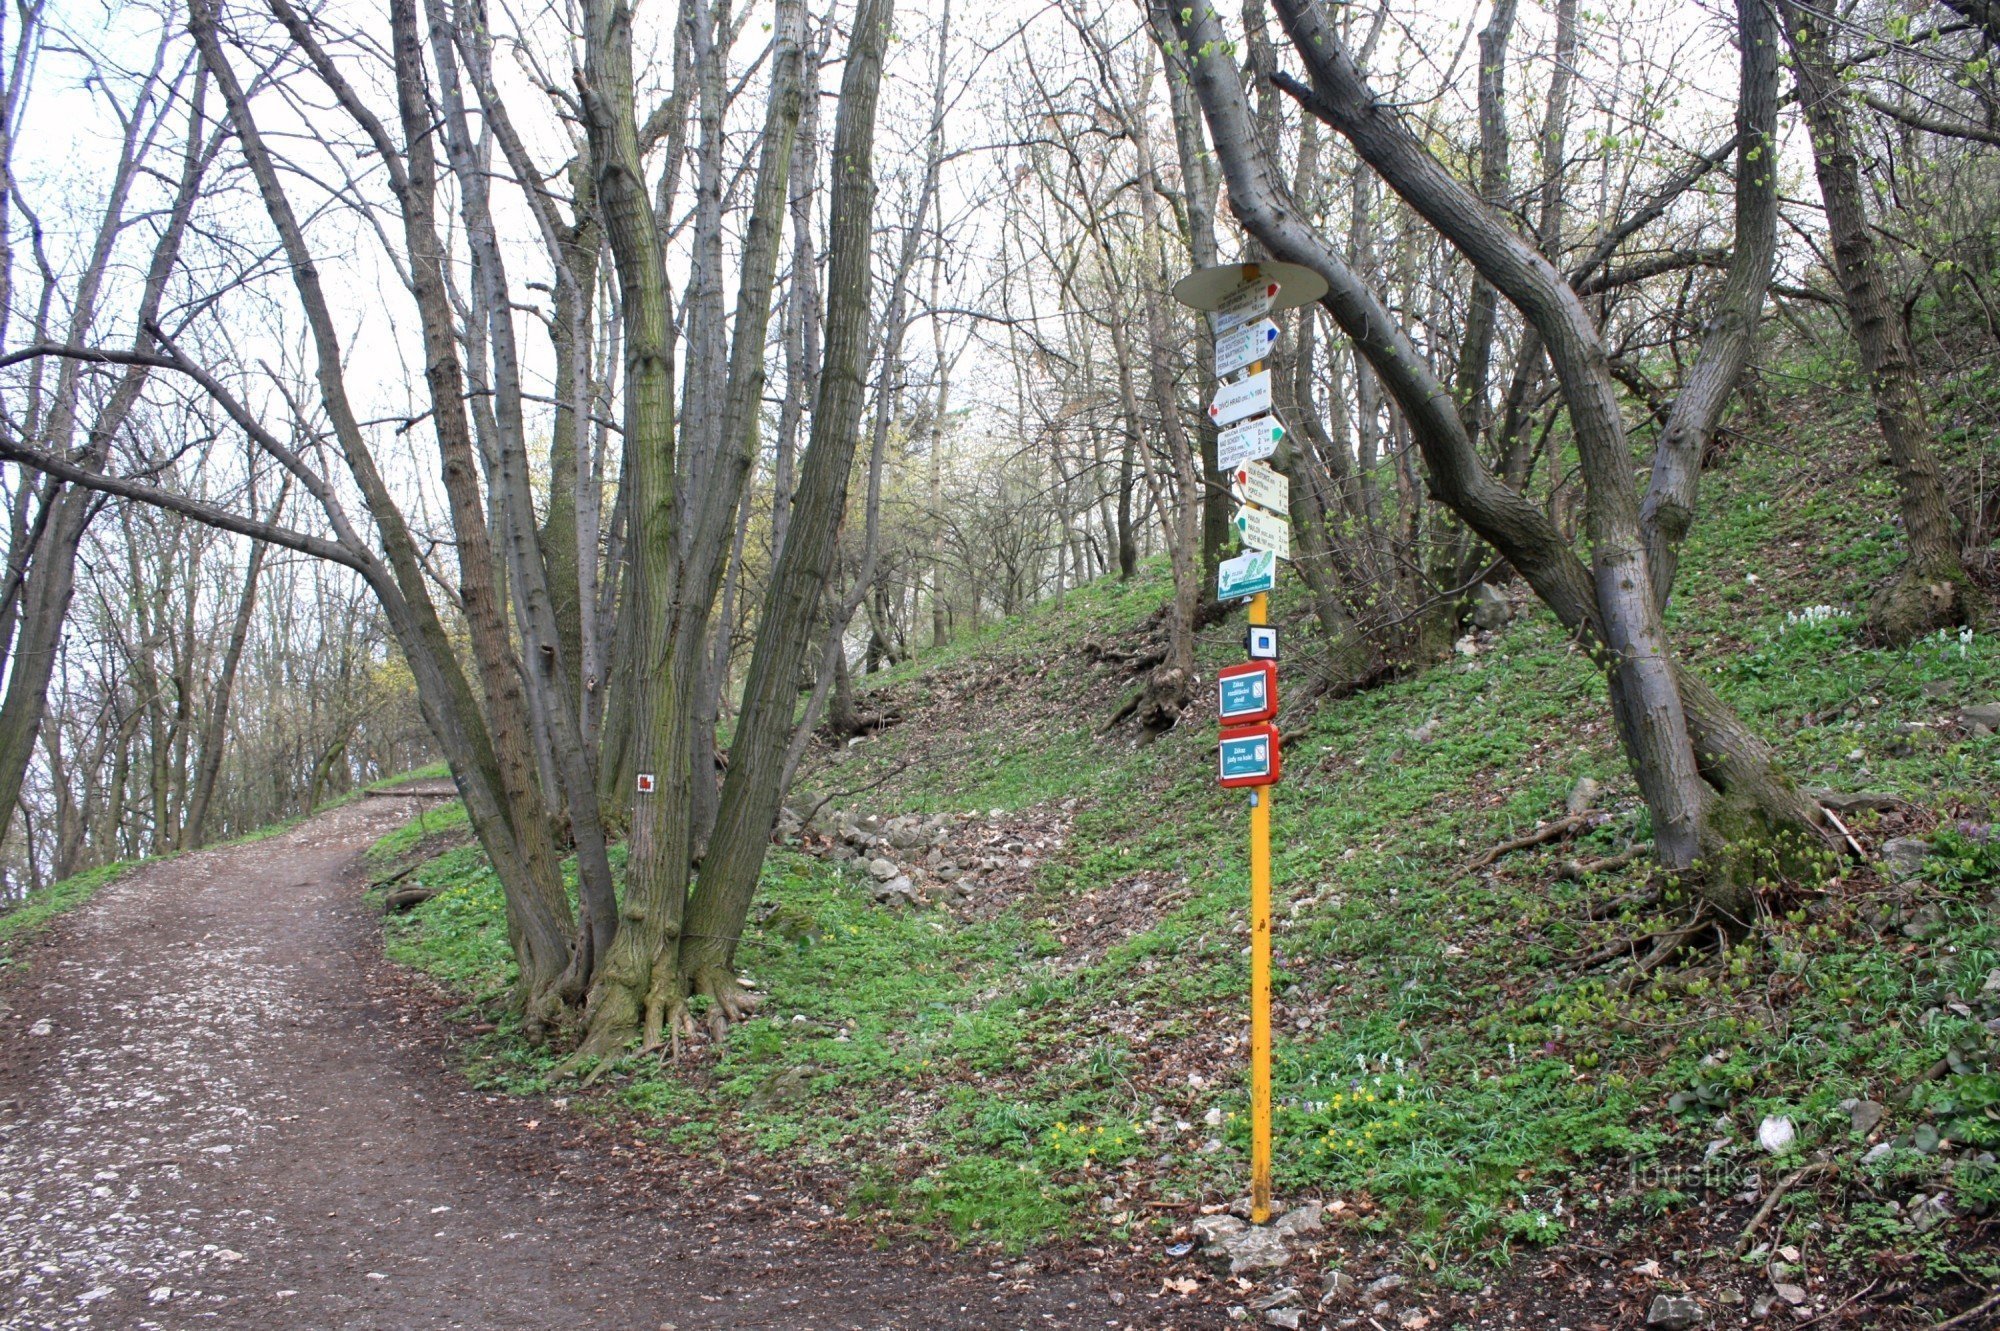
[
  {"x1": 1218, "y1": 660, "x2": 1279, "y2": 724},
  {"x1": 1217, "y1": 414, "x2": 1284, "y2": 471},
  {"x1": 1234, "y1": 504, "x2": 1291, "y2": 561},
  {"x1": 1208, "y1": 369, "x2": 1273, "y2": 428},
  {"x1": 1214, "y1": 318, "x2": 1279, "y2": 378},
  {"x1": 636, "y1": 773, "x2": 656, "y2": 793},
  {"x1": 1230, "y1": 460, "x2": 1289, "y2": 515},
  {"x1": 1246, "y1": 625, "x2": 1279, "y2": 660},
  {"x1": 1219, "y1": 723, "x2": 1282, "y2": 787},
  {"x1": 1217, "y1": 548, "x2": 1277, "y2": 600},
  {"x1": 1209, "y1": 279, "x2": 1280, "y2": 335}
]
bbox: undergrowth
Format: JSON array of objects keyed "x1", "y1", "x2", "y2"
[{"x1": 377, "y1": 391, "x2": 2000, "y2": 1287}]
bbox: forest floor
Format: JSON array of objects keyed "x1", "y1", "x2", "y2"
[
  {"x1": 0, "y1": 785, "x2": 1143, "y2": 1330},
  {"x1": 366, "y1": 393, "x2": 2000, "y2": 1329}
]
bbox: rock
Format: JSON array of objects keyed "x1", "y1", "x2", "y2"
[
  {"x1": 1250, "y1": 1286, "x2": 1301, "y2": 1311},
  {"x1": 1806, "y1": 789, "x2": 1904, "y2": 813},
  {"x1": 1645, "y1": 1293, "x2": 1703, "y2": 1329},
  {"x1": 1757, "y1": 1115, "x2": 1796, "y2": 1154},
  {"x1": 1469, "y1": 582, "x2": 1513, "y2": 630},
  {"x1": 1364, "y1": 1274, "x2": 1404, "y2": 1297},
  {"x1": 1272, "y1": 1202, "x2": 1322, "y2": 1238},
  {"x1": 1198, "y1": 1220, "x2": 1291, "y2": 1276},
  {"x1": 827, "y1": 844, "x2": 855, "y2": 862},
  {"x1": 1922, "y1": 679, "x2": 1954, "y2": 698},
  {"x1": 867, "y1": 857, "x2": 900, "y2": 881},
  {"x1": 1192, "y1": 1214, "x2": 1246, "y2": 1245},
  {"x1": 1322, "y1": 1271, "x2": 1358, "y2": 1301},
  {"x1": 1453, "y1": 634, "x2": 1479, "y2": 657},
  {"x1": 1863, "y1": 1142, "x2": 1894, "y2": 1163},
  {"x1": 936, "y1": 880, "x2": 970, "y2": 907},
  {"x1": 1881, "y1": 837, "x2": 1931, "y2": 879},
  {"x1": 1566, "y1": 777, "x2": 1602, "y2": 816},
  {"x1": 935, "y1": 865, "x2": 961, "y2": 882},
  {"x1": 1752, "y1": 1293, "x2": 1777, "y2": 1318},
  {"x1": 749, "y1": 1064, "x2": 811, "y2": 1108},
  {"x1": 887, "y1": 822, "x2": 928, "y2": 851},
  {"x1": 1963, "y1": 703, "x2": 2000, "y2": 732},
  {"x1": 1909, "y1": 1192, "x2": 1954, "y2": 1231},
  {"x1": 1773, "y1": 1282, "x2": 1806, "y2": 1306},
  {"x1": 1264, "y1": 1311, "x2": 1302, "y2": 1330},
  {"x1": 1847, "y1": 1100, "x2": 1886, "y2": 1136},
  {"x1": 1409, "y1": 719, "x2": 1437, "y2": 744},
  {"x1": 871, "y1": 876, "x2": 919, "y2": 908}
]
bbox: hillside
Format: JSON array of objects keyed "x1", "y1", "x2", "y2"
[{"x1": 374, "y1": 395, "x2": 2000, "y2": 1327}]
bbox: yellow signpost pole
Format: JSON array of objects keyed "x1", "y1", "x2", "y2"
[{"x1": 1247, "y1": 598, "x2": 1273, "y2": 1223}]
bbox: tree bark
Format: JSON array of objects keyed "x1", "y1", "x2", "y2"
[{"x1": 1780, "y1": 0, "x2": 1974, "y2": 643}]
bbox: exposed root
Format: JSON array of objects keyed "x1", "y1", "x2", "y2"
[
  {"x1": 1461, "y1": 811, "x2": 1596, "y2": 874},
  {"x1": 1585, "y1": 883, "x2": 1661, "y2": 918},
  {"x1": 1563, "y1": 847, "x2": 1650, "y2": 882},
  {"x1": 1736, "y1": 1160, "x2": 1835, "y2": 1255},
  {"x1": 691, "y1": 967, "x2": 761, "y2": 1043}
]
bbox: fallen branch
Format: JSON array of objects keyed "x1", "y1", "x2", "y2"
[
  {"x1": 1931, "y1": 1287, "x2": 2000, "y2": 1331},
  {"x1": 1562, "y1": 847, "x2": 1650, "y2": 881},
  {"x1": 382, "y1": 885, "x2": 439, "y2": 913},
  {"x1": 1460, "y1": 811, "x2": 1594, "y2": 873},
  {"x1": 1736, "y1": 1160, "x2": 1835, "y2": 1255}
]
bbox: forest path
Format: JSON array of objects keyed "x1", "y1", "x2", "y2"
[{"x1": 0, "y1": 794, "x2": 1137, "y2": 1330}]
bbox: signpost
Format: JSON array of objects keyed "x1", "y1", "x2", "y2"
[
  {"x1": 1233, "y1": 505, "x2": 1291, "y2": 561},
  {"x1": 1230, "y1": 460, "x2": 1289, "y2": 515},
  {"x1": 1217, "y1": 549, "x2": 1276, "y2": 601},
  {"x1": 1217, "y1": 415, "x2": 1284, "y2": 471},
  {"x1": 1174, "y1": 261, "x2": 1326, "y2": 1227},
  {"x1": 1215, "y1": 318, "x2": 1280, "y2": 378},
  {"x1": 1208, "y1": 368, "x2": 1273, "y2": 428}
]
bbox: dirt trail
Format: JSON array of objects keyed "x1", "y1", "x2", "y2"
[{"x1": 0, "y1": 796, "x2": 1157, "y2": 1330}]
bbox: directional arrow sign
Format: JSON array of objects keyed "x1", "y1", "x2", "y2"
[
  {"x1": 1208, "y1": 369, "x2": 1272, "y2": 428},
  {"x1": 1230, "y1": 460, "x2": 1289, "y2": 515},
  {"x1": 1234, "y1": 504, "x2": 1291, "y2": 561},
  {"x1": 1209, "y1": 279, "x2": 1281, "y2": 335},
  {"x1": 1215, "y1": 318, "x2": 1279, "y2": 378},
  {"x1": 1217, "y1": 414, "x2": 1284, "y2": 471},
  {"x1": 1217, "y1": 548, "x2": 1276, "y2": 600}
]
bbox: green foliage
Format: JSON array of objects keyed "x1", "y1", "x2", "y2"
[{"x1": 377, "y1": 366, "x2": 2000, "y2": 1273}]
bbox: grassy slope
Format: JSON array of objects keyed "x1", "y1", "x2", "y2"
[{"x1": 378, "y1": 390, "x2": 1999, "y2": 1297}]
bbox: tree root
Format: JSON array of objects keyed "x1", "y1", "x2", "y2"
[
  {"x1": 1736, "y1": 1160, "x2": 1835, "y2": 1255},
  {"x1": 1461, "y1": 811, "x2": 1595, "y2": 873},
  {"x1": 1563, "y1": 847, "x2": 1650, "y2": 882}
]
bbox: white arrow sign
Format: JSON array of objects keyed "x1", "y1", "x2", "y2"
[
  {"x1": 1209, "y1": 279, "x2": 1281, "y2": 335},
  {"x1": 1215, "y1": 318, "x2": 1279, "y2": 378},
  {"x1": 1217, "y1": 414, "x2": 1285, "y2": 471},
  {"x1": 1208, "y1": 369, "x2": 1272, "y2": 428},
  {"x1": 1234, "y1": 504, "x2": 1291, "y2": 561},
  {"x1": 1230, "y1": 460, "x2": 1289, "y2": 515}
]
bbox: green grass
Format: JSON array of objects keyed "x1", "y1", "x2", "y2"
[
  {"x1": 0, "y1": 861, "x2": 130, "y2": 972},
  {"x1": 376, "y1": 380, "x2": 2000, "y2": 1278}
]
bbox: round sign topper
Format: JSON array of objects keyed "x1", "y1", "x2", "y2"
[{"x1": 1171, "y1": 261, "x2": 1329, "y2": 313}]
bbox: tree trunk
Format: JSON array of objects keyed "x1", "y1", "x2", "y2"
[
  {"x1": 1781, "y1": 0, "x2": 1974, "y2": 643},
  {"x1": 679, "y1": 0, "x2": 891, "y2": 1019}
]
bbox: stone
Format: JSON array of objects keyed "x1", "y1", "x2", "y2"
[
  {"x1": 1272, "y1": 1202, "x2": 1323, "y2": 1238},
  {"x1": 1847, "y1": 1100, "x2": 1886, "y2": 1136},
  {"x1": 827, "y1": 845, "x2": 855, "y2": 862},
  {"x1": 1881, "y1": 837, "x2": 1932, "y2": 879},
  {"x1": 1250, "y1": 1286, "x2": 1301, "y2": 1311},
  {"x1": 872, "y1": 876, "x2": 919, "y2": 908},
  {"x1": 1962, "y1": 703, "x2": 2000, "y2": 732},
  {"x1": 1469, "y1": 582, "x2": 1513, "y2": 630},
  {"x1": 867, "y1": 857, "x2": 899, "y2": 881},
  {"x1": 1922, "y1": 679, "x2": 1954, "y2": 698},
  {"x1": 1566, "y1": 777, "x2": 1602, "y2": 816},
  {"x1": 1364, "y1": 1274, "x2": 1404, "y2": 1297},
  {"x1": 935, "y1": 865, "x2": 961, "y2": 882},
  {"x1": 1192, "y1": 1215, "x2": 1246, "y2": 1245},
  {"x1": 1757, "y1": 1115, "x2": 1795, "y2": 1154},
  {"x1": 1751, "y1": 1293, "x2": 1777, "y2": 1318},
  {"x1": 1863, "y1": 1142, "x2": 1894, "y2": 1163},
  {"x1": 887, "y1": 822, "x2": 927, "y2": 851},
  {"x1": 1322, "y1": 1271, "x2": 1358, "y2": 1301},
  {"x1": 1773, "y1": 1283, "x2": 1807, "y2": 1306},
  {"x1": 1264, "y1": 1311, "x2": 1302, "y2": 1330},
  {"x1": 1196, "y1": 1216, "x2": 1292, "y2": 1276},
  {"x1": 936, "y1": 881, "x2": 970, "y2": 907},
  {"x1": 1645, "y1": 1293, "x2": 1702, "y2": 1330},
  {"x1": 1909, "y1": 1192, "x2": 1954, "y2": 1232}
]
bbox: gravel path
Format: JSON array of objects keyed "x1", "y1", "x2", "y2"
[{"x1": 0, "y1": 796, "x2": 1156, "y2": 1330}]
